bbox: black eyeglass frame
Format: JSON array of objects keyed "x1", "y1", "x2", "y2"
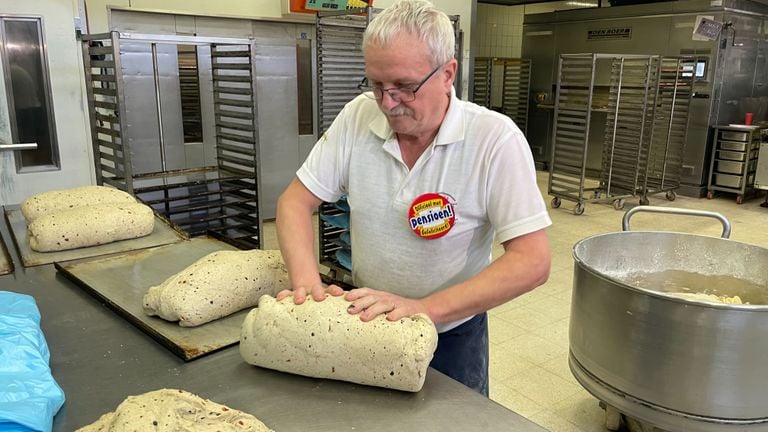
[{"x1": 357, "y1": 63, "x2": 445, "y2": 102}]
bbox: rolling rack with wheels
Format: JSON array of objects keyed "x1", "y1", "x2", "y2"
[
  {"x1": 548, "y1": 54, "x2": 656, "y2": 215},
  {"x1": 706, "y1": 124, "x2": 765, "y2": 204},
  {"x1": 548, "y1": 54, "x2": 693, "y2": 214},
  {"x1": 638, "y1": 57, "x2": 694, "y2": 205}
]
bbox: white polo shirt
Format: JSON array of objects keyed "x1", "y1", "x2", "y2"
[{"x1": 297, "y1": 89, "x2": 552, "y2": 332}]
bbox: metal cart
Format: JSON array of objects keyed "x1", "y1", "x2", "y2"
[
  {"x1": 598, "y1": 55, "x2": 658, "y2": 211},
  {"x1": 472, "y1": 57, "x2": 532, "y2": 136},
  {"x1": 315, "y1": 9, "x2": 369, "y2": 278},
  {"x1": 81, "y1": 32, "x2": 263, "y2": 249},
  {"x1": 549, "y1": 54, "x2": 656, "y2": 214},
  {"x1": 639, "y1": 57, "x2": 694, "y2": 205},
  {"x1": 707, "y1": 124, "x2": 765, "y2": 204},
  {"x1": 549, "y1": 54, "x2": 693, "y2": 215}
]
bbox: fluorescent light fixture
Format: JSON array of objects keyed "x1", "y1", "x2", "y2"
[{"x1": 565, "y1": 1, "x2": 597, "y2": 7}]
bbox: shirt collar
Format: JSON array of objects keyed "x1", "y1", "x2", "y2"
[{"x1": 369, "y1": 87, "x2": 465, "y2": 146}]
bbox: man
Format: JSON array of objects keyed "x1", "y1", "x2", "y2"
[{"x1": 276, "y1": 0, "x2": 551, "y2": 396}]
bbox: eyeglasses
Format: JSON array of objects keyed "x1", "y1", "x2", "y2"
[{"x1": 358, "y1": 63, "x2": 443, "y2": 102}]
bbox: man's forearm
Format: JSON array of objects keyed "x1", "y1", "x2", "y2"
[
  {"x1": 421, "y1": 230, "x2": 550, "y2": 325},
  {"x1": 276, "y1": 189, "x2": 322, "y2": 290}
]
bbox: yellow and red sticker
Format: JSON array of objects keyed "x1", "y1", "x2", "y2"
[{"x1": 408, "y1": 193, "x2": 456, "y2": 240}]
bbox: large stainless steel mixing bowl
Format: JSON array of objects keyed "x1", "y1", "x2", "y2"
[{"x1": 570, "y1": 207, "x2": 768, "y2": 430}]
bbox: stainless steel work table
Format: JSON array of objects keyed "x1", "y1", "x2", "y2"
[{"x1": 0, "y1": 219, "x2": 547, "y2": 432}]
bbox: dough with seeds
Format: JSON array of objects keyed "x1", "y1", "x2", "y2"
[
  {"x1": 75, "y1": 388, "x2": 273, "y2": 432},
  {"x1": 240, "y1": 295, "x2": 438, "y2": 392},
  {"x1": 21, "y1": 185, "x2": 136, "y2": 222},
  {"x1": 28, "y1": 202, "x2": 154, "y2": 252},
  {"x1": 143, "y1": 250, "x2": 290, "y2": 327}
]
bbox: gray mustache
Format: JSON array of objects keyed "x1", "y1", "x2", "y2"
[{"x1": 384, "y1": 107, "x2": 413, "y2": 116}]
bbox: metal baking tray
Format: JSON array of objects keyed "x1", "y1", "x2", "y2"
[
  {"x1": 714, "y1": 173, "x2": 743, "y2": 189},
  {"x1": 55, "y1": 237, "x2": 243, "y2": 361},
  {"x1": 55, "y1": 236, "x2": 355, "y2": 361},
  {"x1": 717, "y1": 150, "x2": 747, "y2": 162},
  {"x1": 715, "y1": 159, "x2": 744, "y2": 175},
  {"x1": 4, "y1": 206, "x2": 188, "y2": 267},
  {"x1": 718, "y1": 140, "x2": 748, "y2": 152},
  {"x1": 720, "y1": 130, "x2": 749, "y2": 142}
]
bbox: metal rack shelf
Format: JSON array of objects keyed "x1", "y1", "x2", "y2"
[
  {"x1": 472, "y1": 57, "x2": 532, "y2": 135},
  {"x1": 548, "y1": 53, "x2": 693, "y2": 215},
  {"x1": 81, "y1": 32, "x2": 263, "y2": 249}
]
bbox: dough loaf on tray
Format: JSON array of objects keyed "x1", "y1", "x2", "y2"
[
  {"x1": 21, "y1": 185, "x2": 136, "y2": 222},
  {"x1": 75, "y1": 388, "x2": 273, "y2": 432},
  {"x1": 28, "y1": 202, "x2": 154, "y2": 252},
  {"x1": 240, "y1": 295, "x2": 438, "y2": 392},
  {"x1": 143, "y1": 249, "x2": 290, "y2": 327}
]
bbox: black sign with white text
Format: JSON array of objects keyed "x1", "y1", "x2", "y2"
[{"x1": 587, "y1": 27, "x2": 632, "y2": 40}]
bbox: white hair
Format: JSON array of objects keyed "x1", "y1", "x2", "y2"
[{"x1": 362, "y1": 0, "x2": 455, "y2": 67}]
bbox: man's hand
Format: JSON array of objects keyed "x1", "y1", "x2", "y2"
[
  {"x1": 275, "y1": 283, "x2": 344, "y2": 304},
  {"x1": 345, "y1": 287, "x2": 427, "y2": 322}
]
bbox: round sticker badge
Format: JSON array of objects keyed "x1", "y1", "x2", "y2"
[{"x1": 407, "y1": 193, "x2": 456, "y2": 240}]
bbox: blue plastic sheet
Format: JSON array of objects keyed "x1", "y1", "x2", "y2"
[
  {"x1": 319, "y1": 212, "x2": 350, "y2": 230},
  {"x1": 0, "y1": 292, "x2": 65, "y2": 432},
  {"x1": 335, "y1": 248, "x2": 352, "y2": 270}
]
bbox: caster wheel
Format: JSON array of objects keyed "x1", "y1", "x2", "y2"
[
  {"x1": 666, "y1": 190, "x2": 676, "y2": 201},
  {"x1": 593, "y1": 191, "x2": 602, "y2": 199},
  {"x1": 639, "y1": 197, "x2": 650, "y2": 206},
  {"x1": 551, "y1": 197, "x2": 561, "y2": 209},
  {"x1": 707, "y1": 191, "x2": 714, "y2": 200},
  {"x1": 605, "y1": 404, "x2": 622, "y2": 431},
  {"x1": 573, "y1": 202, "x2": 585, "y2": 215},
  {"x1": 613, "y1": 199, "x2": 625, "y2": 210},
  {"x1": 736, "y1": 195, "x2": 743, "y2": 204}
]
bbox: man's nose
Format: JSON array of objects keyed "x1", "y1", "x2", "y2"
[{"x1": 379, "y1": 90, "x2": 400, "y2": 109}]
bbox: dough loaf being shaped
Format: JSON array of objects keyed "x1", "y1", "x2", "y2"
[
  {"x1": 240, "y1": 295, "x2": 438, "y2": 392},
  {"x1": 21, "y1": 185, "x2": 136, "y2": 222},
  {"x1": 75, "y1": 388, "x2": 273, "y2": 432},
  {"x1": 28, "y1": 202, "x2": 154, "y2": 252},
  {"x1": 143, "y1": 249, "x2": 290, "y2": 327}
]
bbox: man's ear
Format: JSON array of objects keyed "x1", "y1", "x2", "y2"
[{"x1": 441, "y1": 59, "x2": 459, "y2": 88}]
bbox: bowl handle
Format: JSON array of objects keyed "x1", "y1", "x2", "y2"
[{"x1": 621, "y1": 206, "x2": 731, "y2": 238}]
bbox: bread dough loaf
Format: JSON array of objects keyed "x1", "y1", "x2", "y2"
[
  {"x1": 240, "y1": 295, "x2": 438, "y2": 392},
  {"x1": 75, "y1": 388, "x2": 273, "y2": 432},
  {"x1": 143, "y1": 250, "x2": 290, "y2": 327},
  {"x1": 28, "y1": 202, "x2": 154, "y2": 252},
  {"x1": 670, "y1": 292, "x2": 745, "y2": 304},
  {"x1": 21, "y1": 185, "x2": 136, "y2": 222}
]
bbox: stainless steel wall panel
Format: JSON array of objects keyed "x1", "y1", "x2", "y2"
[{"x1": 252, "y1": 39, "x2": 300, "y2": 220}]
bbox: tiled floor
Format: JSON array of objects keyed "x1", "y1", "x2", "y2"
[
  {"x1": 489, "y1": 172, "x2": 768, "y2": 432},
  {"x1": 264, "y1": 171, "x2": 768, "y2": 432}
]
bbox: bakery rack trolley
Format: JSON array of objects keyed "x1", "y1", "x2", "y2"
[
  {"x1": 638, "y1": 57, "x2": 694, "y2": 205},
  {"x1": 81, "y1": 32, "x2": 262, "y2": 250},
  {"x1": 548, "y1": 53, "x2": 598, "y2": 215},
  {"x1": 597, "y1": 54, "x2": 658, "y2": 211},
  {"x1": 549, "y1": 54, "x2": 654, "y2": 215},
  {"x1": 315, "y1": 8, "x2": 371, "y2": 279},
  {"x1": 472, "y1": 57, "x2": 532, "y2": 136}
]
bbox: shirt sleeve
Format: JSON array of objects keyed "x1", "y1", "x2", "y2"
[
  {"x1": 295, "y1": 101, "x2": 355, "y2": 203},
  {"x1": 486, "y1": 127, "x2": 552, "y2": 243}
]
